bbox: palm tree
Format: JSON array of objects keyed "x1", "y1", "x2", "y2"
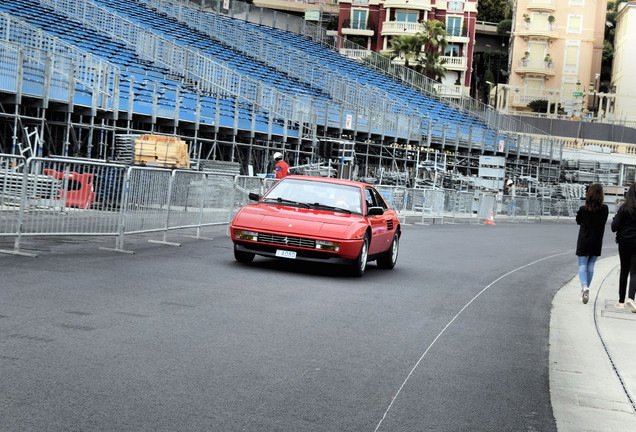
[
  {"x1": 388, "y1": 35, "x2": 422, "y2": 70},
  {"x1": 417, "y1": 20, "x2": 450, "y2": 80}
]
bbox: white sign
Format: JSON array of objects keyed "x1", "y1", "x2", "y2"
[
  {"x1": 345, "y1": 114, "x2": 352, "y2": 129},
  {"x1": 305, "y1": 10, "x2": 320, "y2": 21},
  {"x1": 498, "y1": 139, "x2": 505, "y2": 152},
  {"x1": 223, "y1": 0, "x2": 229, "y2": 10}
]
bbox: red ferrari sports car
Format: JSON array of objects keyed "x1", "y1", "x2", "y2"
[{"x1": 230, "y1": 176, "x2": 401, "y2": 276}]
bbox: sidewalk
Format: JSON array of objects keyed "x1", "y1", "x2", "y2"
[{"x1": 550, "y1": 255, "x2": 636, "y2": 431}]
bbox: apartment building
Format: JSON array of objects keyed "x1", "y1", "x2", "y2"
[
  {"x1": 502, "y1": 0, "x2": 606, "y2": 118},
  {"x1": 337, "y1": 0, "x2": 478, "y2": 95},
  {"x1": 612, "y1": 1, "x2": 636, "y2": 122}
]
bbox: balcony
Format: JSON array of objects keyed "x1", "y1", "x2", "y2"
[
  {"x1": 515, "y1": 59, "x2": 556, "y2": 77},
  {"x1": 440, "y1": 56, "x2": 467, "y2": 70},
  {"x1": 340, "y1": 48, "x2": 373, "y2": 60},
  {"x1": 446, "y1": 27, "x2": 470, "y2": 44},
  {"x1": 527, "y1": 0, "x2": 556, "y2": 12},
  {"x1": 516, "y1": 23, "x2": 559, "y2": 40},
  {"x1": 381, "y1": 21, "x2": 420, "y2": 36},
  {"x1": 432, "y1": 84, "x2": 464, "y2": 100},
  {"x1": 341, "y1": 19, "x2": 375, "y2": 37},
  {"x1": 510, "y1": 88, "x2": 560, "y2": 107},
  {"x1": 383, "y1": 0, "x2": 432, "y2": 11}
]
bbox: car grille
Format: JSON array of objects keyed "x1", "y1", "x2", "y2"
[
  {"x1": 257, "y1": 233, "x2": 316, "y2": 249},
  {"x1": 387, "y1": 219, "x2": 394, "y2": 230}
]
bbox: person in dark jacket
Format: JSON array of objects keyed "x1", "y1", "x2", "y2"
[
  {"x1": 611, "y1": 183, "x2": 636, "y2": 312},
  {"x1": 576, "y1": 184, "x2": 609, "y2": 304}
]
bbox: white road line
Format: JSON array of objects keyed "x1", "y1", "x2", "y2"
[{"x1": 373, "y1": 250, "x2": 572, "y2": 432}]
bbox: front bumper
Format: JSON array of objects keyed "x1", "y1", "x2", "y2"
[{"x1": 233, "y1": 241, "x2": 359, "y2": 264}]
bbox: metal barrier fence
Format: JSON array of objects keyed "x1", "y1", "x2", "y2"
[
  {"x1": 1, "y1": 154, "x2": 584, "y2": 256},
  {"x1": 0, "y1": 155, "x2": 236, "y2": 256}
]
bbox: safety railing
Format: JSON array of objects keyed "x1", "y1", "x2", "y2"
[
  {"x1": 1, "y1": 154, "x2": 585, "y2": 256},
  {"x1": 0, "y1": 155, "x2": 236, "y2": 256},
  {"x1": 39, "y1": 0, "x2": 318, "y2": 140},
  {"x1": 0, "y1": 14, "x2": 117, "y2": 111},
  {"x1": 144, "y1": 0, "x2": 422, "y2": 134}
]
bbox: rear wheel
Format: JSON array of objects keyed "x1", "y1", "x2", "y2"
[
  {"x1": 377, "y1": 231, "x2": 399, "y2": 269},
  {"x1": 234, "y1": 244, "x2": 255, "y2": 264},
  {"x1": 351, "y1": 235, "x2": 369, "y2": 277}
]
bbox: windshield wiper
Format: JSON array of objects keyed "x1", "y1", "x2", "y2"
[
  {"x1": 263, "y1": 197, "x2": 310, "y2": 208},
  {"x1": 309, "y1": 202, "x2": 352, "y2": 214}
]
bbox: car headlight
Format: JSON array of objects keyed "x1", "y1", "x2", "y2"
[
  {"x1": 315, "y1": 240, "x2": 341, "y2": 252},
  {"x1": 234, "y1": 230, "x2": 258, "y2": 241}
]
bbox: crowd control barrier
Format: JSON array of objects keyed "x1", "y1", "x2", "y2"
[
  {"x1": 0, "y1": 154, "x2": 584, "y2": 256},
  {"x1": 0, "y1": 156, "x2": 236, "y2": 256}
]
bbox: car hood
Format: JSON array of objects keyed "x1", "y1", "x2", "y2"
[{"x1": 232, "y1": 204, "x2": 365, "y2": 238}]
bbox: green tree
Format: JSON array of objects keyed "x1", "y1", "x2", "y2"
[
  {"x1": 387, "y1": 20, "x2": 449, "y2": 81},
  {"x1": 602, "y1": 0, "x2": 628, "y2": 87},
  {"x1": 388, "y1": 35, "x2": 422, "y2": 70},
  {"x1": 497, "y1": 19, "x2": 512, "y2": 35},
  {"x1": 528, "y1": 99, "x2": 549, "y2": 113},
  {"x1": 417, "y1": 19, "x2": 450, "y2": 80},
  {"x1": 476, "y1": 0, "x2": 511, "y2": 22}
]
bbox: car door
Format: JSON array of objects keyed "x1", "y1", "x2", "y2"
[{"x1": 365, "y1": 187, "x2": 393, "y2": 254}]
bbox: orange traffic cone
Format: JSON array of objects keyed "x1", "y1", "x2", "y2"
[{"x1": 484, "y1": 210, "x2": 496, "y2": 225}]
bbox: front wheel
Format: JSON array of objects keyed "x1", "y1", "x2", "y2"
[
  {"x1": 377, "y1": 231, "x2": 399, "y2": 269},
  {"x1": 234, "y1": 244, "x2": 255, "y2": 264},
  {"x1": 351, "y1": 235, "x2": 369, "y2": 277}
]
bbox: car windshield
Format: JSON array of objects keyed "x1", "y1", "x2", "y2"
[{"x1": 264, "y1": 178, "x2": 362, "y2": 214}]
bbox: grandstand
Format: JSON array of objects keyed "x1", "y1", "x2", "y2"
[{"x1": 0, "y1": 0, "x2": 561, "y2": 184}]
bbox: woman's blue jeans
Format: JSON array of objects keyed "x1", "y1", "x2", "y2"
[{"x1": 578, "y1": 255, "x2": 598, "y2": 288}]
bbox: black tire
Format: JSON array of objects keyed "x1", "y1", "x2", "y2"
[
  {"x1": 351, "y1": 234, "x2": 369, "y2": 277},
  {"x1": 377, "y1": 231, "x2": 399, "y2": 269},
  {"x1": 234, "y1": 244, "x2": 255, "y2": 264}
]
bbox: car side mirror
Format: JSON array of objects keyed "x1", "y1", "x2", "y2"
[
  {"x1": 248, "y1": 192, "x2": 261, "y2": 201},
  {"x1": 367, "y1": 206, "x2": 384, "y2": 216}
]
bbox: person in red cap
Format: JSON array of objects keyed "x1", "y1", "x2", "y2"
[{"x1": 273, "y1": 152, "x2": 289, "y2": 179}]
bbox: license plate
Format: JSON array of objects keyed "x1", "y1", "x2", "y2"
[{"x1": 275, "y1": 249, "x2": 297, "y2": 259}]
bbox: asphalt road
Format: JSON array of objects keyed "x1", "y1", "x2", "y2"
[{"x1": 1, "y1": 221, "x2": 583, "y2": 431}]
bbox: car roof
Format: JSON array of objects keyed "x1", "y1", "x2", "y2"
[{"x1": 283, "y1": 175, "x2": 373, "y2": 189}]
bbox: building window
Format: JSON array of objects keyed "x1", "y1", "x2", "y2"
[
  {"x1": 395, "y1": 11, "x2": 418, "y2": 23},
  {"x1": 564, "y1": 44, "x2": 579, "y2": 73},
  {"x1": 529, "y1": 41, "x2": 546, "y2": 67},
  {"x1": 569, "y1": 0, "x2": 584, "y2": 5},
  {"x1": 532, "y1": 13, "x2": 548, "y2": 31},
  {"x1": 444, "y1": 44, "x2": 461, "y2": 57},
  {"x1": 567, "y1": 15, "x2": 582, "y2": 34},
  {"x1": 525, "y1": 78, "x2": 543, "y2": 96},
  {"x1": 351, "y1": 9, "x2": 367, "y2": 30},
  {"x1": 448, "y1": 0, "x2": 464, "y2": 11},
  {"x1": 447, "y1": 16, "x2": 462, "y2": 37}
]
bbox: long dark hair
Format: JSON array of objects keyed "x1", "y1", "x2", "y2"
[
  {"x1": 585, "y1": 183, "x2": 604, "y2": 212},
  {"x1": 622, "y1": 184, "x2": 636, "y2": 217}
]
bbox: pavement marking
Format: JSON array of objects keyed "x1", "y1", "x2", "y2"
[{"x1": 374, "y1": 251, "x2": 572, "y2": 432}]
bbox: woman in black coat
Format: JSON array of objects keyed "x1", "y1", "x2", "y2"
[
  {"x1": 576, "y1": 184, "x2": 608, "y2": 304},
  {"x1": 611, "y1": 183, "x2": 636, "y2": 312}
]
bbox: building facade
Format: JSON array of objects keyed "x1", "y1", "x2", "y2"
[
  {"x1": 337, "y1": 0, "x2": 478, "y2": 95},
  {"x1": 502, "y1": 0, "x2": 606, "y2": 119},
  {"x1": 612, "y1": 1, "x2": 636, "y2": 122}
]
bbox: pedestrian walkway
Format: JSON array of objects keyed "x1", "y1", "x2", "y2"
[{"x1": 550, "y1": 255, "x2": 636, "y2": 431}]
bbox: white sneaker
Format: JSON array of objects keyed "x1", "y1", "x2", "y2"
[
  {"x1": 626, "y1": 299, "x2": 636, "y2": 313},
  {"x1": 582, "y1": 288, "x2": 590, "y2": 305}
]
